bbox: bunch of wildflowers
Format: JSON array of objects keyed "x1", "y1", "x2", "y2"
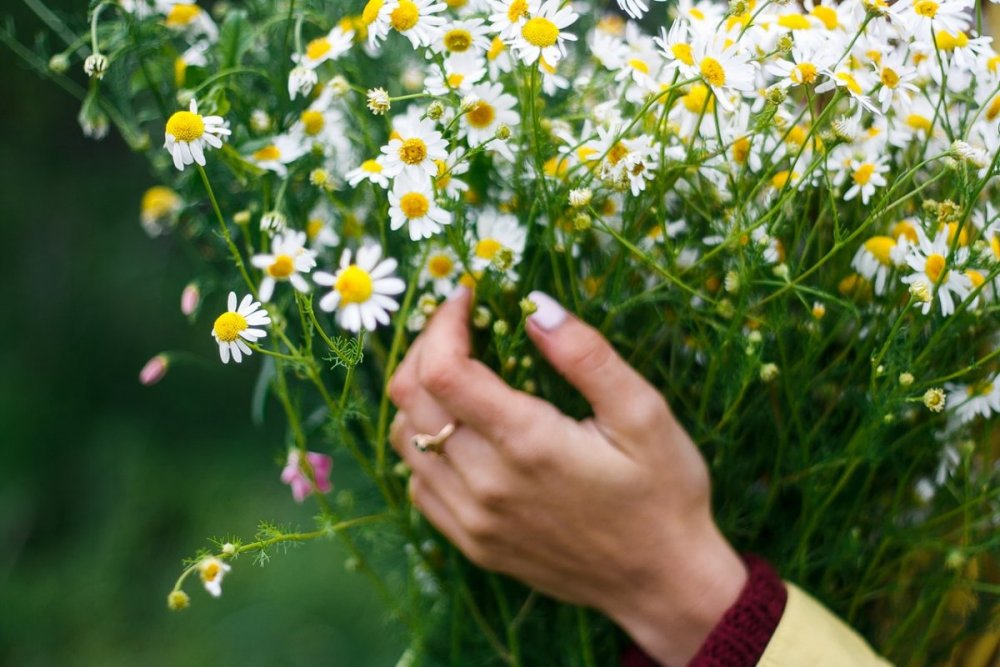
[{"x1": 8, "y1": 0, "x2": 1000, "y2": 662}]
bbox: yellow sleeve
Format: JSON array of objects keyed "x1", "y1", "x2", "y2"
[{"x1": 757, "y1": 583, "x2": 894, "y2": 667}]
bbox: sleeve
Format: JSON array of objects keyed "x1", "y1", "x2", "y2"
[{"x1": 756, "y1": 584, "x2": 894, "y2": 667}]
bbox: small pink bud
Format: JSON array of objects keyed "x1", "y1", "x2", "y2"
[
  {"x1": 139, "y1": 354, "x2": 170, "y2": 386},
  {"x1": 180, "y1": 282, "x2": 200, "y2": 316}
]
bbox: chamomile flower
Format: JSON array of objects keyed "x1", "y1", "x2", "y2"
[
  {"x1": 418, "y1": 244, "x2": 462, "y2": 295},
  {"x1": 843, "y1": 157, "x2": 889, "y2": 205},
  {"x1": 163, "y1": 99, "x2": 230, "y2": 171},
  {"x1": 469, "y1": 208, "x2": 527, "y2": 274},
  {"x1": 873, "y1": 51, "x2": 919, "y2": 112},
  {"x1": 140, "y1": 185, "x2": 182, "y2": 237},
  {"x1": 901, "y1": 227, "x2": 973, "y2": 316},
  {"x1": 851, "y1": 235, "x2": 907, "y2": 294},
  {"x1": 347, "y1": 157, "x2": 391, "y2": 188},
  {"x1": 163, "y1": 3, "x2": 218, "y2": 42},
  {"x1": 685, "y1": 38, "x2": 756, "y2": 111},
  {"x1": 314, "y1": 245, "x2": 406, "y2": 332},
  {"x1": 250, "y1": 231, "x2": 317, "y2": 302},
  {"x1": 389, "y1": 174, "x2": 453, "y2": 240},
  {"x1": 889, "y1": 0, "x2": 971, "y2": 40},
  {"x1": 460, "y1": 82, "x2": 519, "y2": 153},
  {"x1": 432, "y1": 18, "x2": 492, "y2": 54},
  {"x1": 380, "y1": 115, "x2": 448, "y2": 180},
  {"x1": 371, "y1": 0, "x2": 447, "y2": 49},
  {"x1": 199, "y1": 557, "x2": 231, "y2": 598},
  {"x1": 816, "y1": 67, "x2": 879, "y2": 114},
  {"x1": 617, "y1": 0, "x2": 666, "y2": 19},
  {"x1": 248, "y1": 134, "x2": 308, "y2": 177},
  {"x1": 211, "y1": 292, "x2": 271, "y2": 364},
  {"x1": 766, "y1": 45, "x2": 835, "y2": 88},
  {"x1": 947, "y1": 377, "x2": 1000, "y2": 424},
  {"x1": 488, "y1": 0, "x2": 536, "y2": 40},
  {"x1": 305, "y1": 205, "x2": 341, "y2": 250},
  {"x1": 508, "y1": 0, "x2": 579, "y2": 66},
  {"x1": 423, "y1": 52, "x2": 487, "y2": 95},
  {"x1": 293, "y1": 25, "x2": 354, "y2": 69}
]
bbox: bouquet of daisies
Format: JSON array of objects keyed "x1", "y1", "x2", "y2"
[{"x1": 7, "y1": 0, "x2": 1000, "y2": 662}]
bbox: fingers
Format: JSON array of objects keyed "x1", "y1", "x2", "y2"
[
  {"x1": 525, "y1": 291, "x2": 672, "y2": 445},
  {"x1": 414, "y1": 287, "x2": 548, "y2": 445}
]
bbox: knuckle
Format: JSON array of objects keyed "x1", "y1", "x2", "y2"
[
  {"x1": 469, "y1": 476, "x2": 508, "y2": 508},
  {"x1": 567, "y1": 331, "x2": 616, "y2": 375},
  {"x1": 387, "y1": 371, "x2": 414, "y2": 407},
  {"x1": 505, "y1": 439, "x2": 546, "y2": 470},
  {"x1": 631, "y1": 393, "x2": 669, "y2": 431},
  {"x1": 460, "y1": 505, "x2": 497, "y2": 542},
  {"x1": 418, "y1": 356, "x2": 459, "y2": 396}
]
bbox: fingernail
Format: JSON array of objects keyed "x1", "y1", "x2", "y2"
[
  {"x1": 527, "y1": 291, "x2": 567, "y2": 331},
  {"x1": 447, "y1": 285, "x2": 470, "y2": 301}
]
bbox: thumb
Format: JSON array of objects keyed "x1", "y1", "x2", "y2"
[{"x1": 524, "y1": 291, "x2": 672, "y2": 443}]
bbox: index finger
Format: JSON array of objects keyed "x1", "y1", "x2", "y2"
[{"x1": 416, "y1": 288, "x2": 545, "y2": 444}]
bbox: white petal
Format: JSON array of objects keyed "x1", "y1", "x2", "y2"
[
  {"x1": 259, "y1": 278, "x2": 275, "y2": 302},
  {"x1": 220, "y1": 342, "x2": 231, "y2": 364},
  {"x1": 227, "y1": 292, "x2": 238, "y2": 312}
]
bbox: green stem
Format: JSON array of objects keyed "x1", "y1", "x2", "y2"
[{"x1": 196, "y1": 165, "x2": 257, "y2": 295}]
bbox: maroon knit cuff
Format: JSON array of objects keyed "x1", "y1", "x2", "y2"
[{"x1": 620, "y1": 554, "x2": 787, "y2": 667}]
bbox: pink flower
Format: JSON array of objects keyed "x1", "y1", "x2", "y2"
[
  {"x1": 180, "y1": 282, "x2": 200, "y2": 316},
  {"x1": 139, "y1": 354, "x2": 169, "y2": 386},
  {"x1": 281, "y1": 449, "x2": 333, "y2": 502}
]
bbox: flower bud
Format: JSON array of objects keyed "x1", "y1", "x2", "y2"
[
  {"x1": 493, "y1": 319, "x2": 509, "y2": 336},
  {"x1": 899, "y1": 372, "x2": 914, "y2": 387},
  {"x1": 569, "y1": 188, "x2": 592, "y2": 208},
  {"x1": 233, "y1": 210, "x2": 252, "y2": 226},
  {"x1": 260, "y1": 210, "x2": 288, "y2": 234},
  {"x1": 760, "y1": 362, "x2": 780, "y2": 382},
  {"x1": 167, "y1": 590, "x2": 190, "y2": 611},
  {"x1": 519, "y1": 297, "x2": 538, "y2": 316},
  {"x1": 221, "y1": 542, "x2": 236, "y2": 556},
  {"x1": 180, "y1": 282, "x2": 200, "y2": 316},
  {"x1": 473, "y1": 305, "x2": 492, "y2": 329},
  {"x1": 328, "y1": 76, "x2": 351, "y2": 97},
  {"x1": 724, "y1": 270, "x2": 740, "y2": 294},
  {"x1": 287, "y1": 65, "x2": 318, "y2": 100},
  {"x1": 84, "y1": 53, "x2": 109, "y2": 80},
  {"x1": 366, "y1": 87, "x2": 391, "y2": 115},
  {"x1": 49, "y1": 53, "x2": 70, "y2": 74},
  {"x1": 495, "y1": 123, "x2": 512, "y2": 141},
  {"x1": 139, "y1": 354, "x2": 170, "y2": 386},
  {"x1": 909, "y1": 280, "x2": 932, "y2": 303},
  {"x1": 427, "y1": 101, "x2": 445, "y2": 120},
  {"x1": 250, "y1": 109, "x2": 272, "y2": 133},
  {"x1": 922, "y1": 387, "x2": 946, "y2": 413}
]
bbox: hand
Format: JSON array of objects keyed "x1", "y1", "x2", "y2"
[{"x1": 388, "y1": 289, "x2": 747, "y2": 666}]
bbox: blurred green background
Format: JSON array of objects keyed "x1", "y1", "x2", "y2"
[{"x1": 0, "y1": 3, "x2": 404, "y2": 665}]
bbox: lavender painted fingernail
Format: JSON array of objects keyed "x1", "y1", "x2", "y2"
[{"x1": 527, "y1": 291, "x2": 567, "y2": 331}]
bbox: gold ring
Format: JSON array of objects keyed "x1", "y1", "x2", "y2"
[{"x1": 412, "y1": 422, "x2": 457, "y2": 455}]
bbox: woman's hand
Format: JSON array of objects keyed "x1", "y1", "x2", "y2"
[{"x1": 388, "y1": 289, "x2": 747, "y2": 666}]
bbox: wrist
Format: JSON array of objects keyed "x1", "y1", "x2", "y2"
[{"x1": 607, "y1": 521, "x2": 747, "y2": 667}]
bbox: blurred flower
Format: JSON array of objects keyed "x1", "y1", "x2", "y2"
[
  {"x1": 198, "y1": 557, "x2": 231, "y2": 598},
  {"x1": 83, "y1": 53, "x2": 108, "y2": 80},
  {"x1": 139, "y1": 355, "x2": 169, "y2": 386},
  {"x1": 281, "y1": 449, "x2": 334, "y2": 503},
  {"x1": 181, "y1": 282, "x2": 201, "y2": 316},
  {"x1": 314, "y1": 245, "x2": 405, "y2": 332},
  {"x1": 211, "y1": 292, "x2": 271, "y2": 364},
  {"x1": 163, "y1": 99, "x2": 230, "y2": 171},
  {"x1": 167, "y1": 590, "x2": 190, "y2": 611},
  {"x1": 250, "y1": 231, "x2": 317, "y2": 302},
  {"x1": 140, "y1": 185, "x2": 182, "y2": 237},
  {"x1": 294, "y1": 25, "x2": 354, "y2": 69},
  {"x1": 287, "y1": 65, "x2": 318, "y2": 100}
]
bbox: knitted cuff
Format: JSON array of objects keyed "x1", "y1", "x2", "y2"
[{"x1": 620, "y1": 554, "x2": 787, "y2": 667}]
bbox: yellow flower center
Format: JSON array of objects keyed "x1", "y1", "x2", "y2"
[
  {"x1": 522, "y1": 17, "x2": 559, "y2": 48},
  {"x1": 544, "y1": 156, "x2": 570, "y2": 178},
  {"x1": 400, "y1": 192, "x2": 430, "y2": 218},
  {"x1": 987, "y1": 55, "x2": 1000, "y2": 74},
  {"x1": 166, "y1": 4, "x2": 201, "y2": 27},
  {"x1": 793, "y1": 62, "x2": 818, "y2": 84},
  {"x1": 476, "y1": 238, "x2": 503, "y2": 259},
  {"x1": 607, "y1": 142, "x2": 630, "y2": 165},
  {"x1": 985, "y1": 95, "x2": 1000, "y2": 122},
  {"x1": 853, "y1": 163, "x2": 876, "y2": 185},
  {"x1": 213, "y1": 312, "x2": 248, "y2": 343},
  {"x1": 924, "y1": 253, "x2": 947, "y2": 283},
  {"x1": 681, "y1": 84, "x2": 715, "y2": 113},
  {"x1": 732, "y1": 136, "x2": 750, "y2": 164},
  {"x1": 935, "y1": 30, "x2": 968, "y2": 50},
  {"x1": 362, "y1": 0, "x2": 384, "y2": 25},
  {"x1": 444, "y1": 28, "x2": 473, "y2": 52},
  {"x1": 864, "y1": 236, "x2": 896, "y2": 265},
  {"x1": 361, "y1": 159, "x2": 383, "y2": 173},
  {"x1": 301, "y1": 110, "x2": 325, "y2": 136},
  {"x1": 447, "y1": 73, "x2": 466, "y2": 87},
  {"x1": 892, "y1": 221, "x2": 919, "y2": 242},
  {"x1": 991, "y1": 234, "x2": 1000, "y2": 260},
  {"x1": 488, "y1": 36, "x2": 506, "y2": 60},
  {"x1": 508, "y1": 0, "x2": 529, "y2": 23},
  {"x1": 446, "y1": 0, "x2": 467, "y2": 7},
  {"x1": 307, "y1": 218, "x2": 324, "y2": 240},
  {"x1": 810, "y1": 6, "x2": 839, "y2": 29},
  {"x1": 399, "y1": 138, "x2": 428, "y2": 165},
  {"x1": 166, "y1": 110, "x2": 205, "y2": 143},
  {"x1": 946, "y1": 222, "x2": 968, "y2": 246},
  {"x1": 434, "y1": 159, "x2": 452, "y2": 189},
  {"x1": 778, "y1": 13, "x2": 811, "y2": 29},
  {"x1": 253, "y1": 145, "x2": 281, "y2": 162},
  {"x1": 771, "y1": 170, "x2": 798, "y2": 189},
  {"x1": 671, "y1": 43, "x2": 694, "y2": 66},
  {"x1": 880, "y1": 67, "x2": 900, "y2": 88},
  {"x1": 306, "y1": 37, "x2": 332, "y2": 61},
  {"x1": 966, "y1": 270, "x2": 985, "y2": 289},
  {"x1": 906, "y1": 114, "x2": 933, "y2": 132},
  {"x1": 466, "y1": 101, "x2": 496, "y2": 128},
  {"x1": 699, "y1": 57, "x2": 726, "y2": 87},
  {"x1": 427, "y1": 254, "x2": 454, "y2": 278},
  {"x1": 141, "y1": 186, "x2": 180, "y2": 218},
  {"x1": 786, "y1": 125, "x2": 808, "y2": 146},
  {"x1": 335, "y1": 265, "x2": 374, "y2": 304},
  {"x1": 268, "y1": 254, "x2": 295, "y2": 278},
  {"x1": 914, "y1": 0, "x2": 938, "y2": 17},
  {"x1": 628, "y1": 58, "x2": 650, "y2": 74},
  {"x1": 174, "y1": 57, "x2": 188, "y2": 87},
  {"x1": 390, "y1": 0, "x2": 420, "y2": 31},
  {"x1": 200, "y1": 560, "x2": 222, "y2": 582},
  {"x1": 836, "y1": 72, "x2": 862, "y2": 95}
]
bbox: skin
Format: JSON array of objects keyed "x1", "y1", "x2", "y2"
[{"x1": 388, "y1": 288, "x2": 747, "y2": 666}]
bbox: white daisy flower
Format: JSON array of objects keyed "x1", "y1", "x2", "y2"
[
  {"x1": 287, "y1": 65, "x2": 318, "y2": 100},
  {"x1": 508, "y1": 0, "x2": 578, "y2": 66},
  {"x1": 617, "y1": 0, "x2": 666, "y2": 20},
  {"x1": 488, "y1": 0, "x2": 537, "y2": 41},
  {"x1": 431, "y1": 18, "x2": 492, "y2": 54},
  {"x1": 889, "y1": 0, "x2": 971, "y2": 40},
  {"x1": 469, "y1": 208, "x2": 527, "y2": 274},
  {"x1": 250, "y1": 231, "x2": 317, "y2": 302},
  {"x1": 163, "y1": 99, "x2": 230, "y2": 171},
  {"x1": 432, "y1": 154, "x2": 470, "y2": 198},
  {"x1": 872, "y1": 51, "x2": 920, "y2": 112},
  {"x1": 766, "y1": 45, "x2": 836, "y2": 89},
  {"x1": 901, "y1": 227, "x2": 973, "y2": 316},
  {"x1": 211, "y1": 292, "x2": 271, "y2": 364},
  {"x1": 815, "y1": 68, "x2": 880, "y2": 115},
  {"x1": 347, "y1": 157, "x2": 391, "y2": 189},
  {"x1": 947, "y1": 376, "x2": 1000, "y2": 425},
  {"x1": 684, "y1": 38, "x2": 756, "y2": 111},
  {"x1": 293, "y1": 25, "x2": 354, "y2": 69},
  {"x1": 843, "y1": 157, "x2": 889, "y2": 205},
  {"x1": 174, "y1": 41, "x2": 209, "y2": 88},
  {"x1": 460, "y1": 82, "x2": 519, "y2": 153},
  {"x1": 199, "y1": 557, "x2": 231, "y2": 598},
  {"x1": 851, "y1": 235, "x2": 907, "y2": 294},
  {"x1": 163, "y1": 3, "x2": 218, "y2": 42},
  {"x1": 389, "y1": 174, "x2": 453, "y2": 240},
  {"x1": 305, "y1": 205, "x2": 340, "y2": 250},
  {"x1": 418, "y1": 244, "x2": 462, "y2": 296},
  {"x1": 423, "y1": 52, "x2": 487, "y2": 95},
  {"x1": 370, "y1": 0, "x2": 447, "y2": 49},
  {"x1": 248, "y1": 134, "x2": 308, "y2": 178},
  {"x1": 380, "y1": 115, "x2": 448, "y2": 180},
  {"x1": 314, "y1": 245, "x2": 406, "y2": 332}
]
